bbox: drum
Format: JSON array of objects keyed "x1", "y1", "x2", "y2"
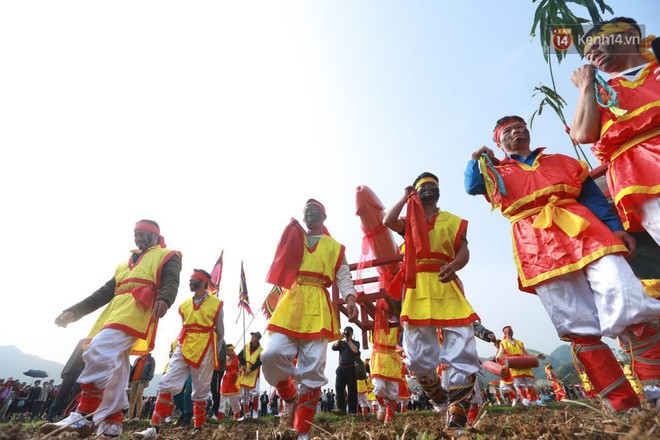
[
  {"x1": 482, "y1": 360, "x2": 503, "y2": 377},
  {"x1": 505, "y1": 355, "x2": 539, "y2": 369}
]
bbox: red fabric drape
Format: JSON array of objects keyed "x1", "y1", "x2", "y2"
[
  {"x1": 266, "y1": 219, "x2": 306, "y2": 289},
  {"x1": 403, "y1": 193, "x2": 430, "y2": 289},
  {"x1": 374, "y1": 298, "x2": 390, "y2": 335}
]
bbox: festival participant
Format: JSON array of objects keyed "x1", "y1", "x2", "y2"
[
  {"x1": 237, "y1": 332, "x2": 263, "y2": 420},
  {"x1": 384, "y1": 173, "x2": 481, "y2": 429},
  {"x1": 260, "y1": 199, "x2": 359, "y2": 440},
  {"x1": 356, "y1": 375, "x2": 373, "y2": 416},
  {"x1": 398, "y1": 355, "x2": 411, "y2": 414},
  {"x1": 496, "y1": 326, "x2": 541, "y2": 406},
  {"x1": 369, "y1": 300, "x2": 403, "y2": 424},
  {"x1": 44, "y1": 220, "x2": 181, "y2": 437},
  {"x1": 544, "y1": 364, "x2": 567, "y2": 401},
  {"x1": 136, "y1": 269, "x2": 224, "y2": 437},
  {"x1": 465, "y1": 116, "x2": 660, "y2": 411},
  {"x1": 569, "y1": 17, "x2": 660, "y2": 243},
  {"x1": 218, "y1": 345, "x2": 242, "y2": 423}
]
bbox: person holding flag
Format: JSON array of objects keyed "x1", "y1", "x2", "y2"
[
  {"x1": 261, "y1": 199, "x2": 359, "y2": 440},
  {"x1": 136, "y1": 269, "x2": 224, "y2": 437},
  {"x1": 237, "y1": 332, "x2": 263, "y2": 420},
  {"x1": 44, "y1": 220, "x2": 181, "y2": 438},
  {"x1": 384, "y1": 173, "x2": 481, "y2": 429}
]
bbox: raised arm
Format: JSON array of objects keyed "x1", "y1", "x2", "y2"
[{"x1": 570, "y1": 65, "x2": 601, "y2": 144}]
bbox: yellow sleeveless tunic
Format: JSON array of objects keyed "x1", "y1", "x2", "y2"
[
  {"x1": 237, "y1": 343, "x2": 263, "y2": 389},
  {"x1": 401, "y1": 211, "x2": 478, "y2": 326},
  {"x1": 86, "y1": 245, "x2": 180, "y2": 355},
  {"x1": 178, "y1": 295, "x2": 223, "y2": 368},
  {"x1": 370, "y1": 327, "x2": 403, "y2": 382},
  {"x1": 266, "y1": 235, "x2": 344, "y2": 340},
  {"x1": 501, "y1": 338, "x2": 534, "y2": 379}
]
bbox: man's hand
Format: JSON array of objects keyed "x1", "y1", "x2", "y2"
[
  {"x1": 345, "y1": 295, "x2": 359, "y2": 322},
  {"x1": 470, "y1": 146, "x2": 496, "y2": 161},
  {"x1": 438, "y1": 263, "x2": 457, "y2": 283},
  {"x1": 613, "y1": 230, "x2": 637, "y2": 259},
  {"x1": 570, "y1": 65, "x2": 595, "y2": 88},
  {"x1": 154, "y1": 300, "x2": 169, "y2": 318},
  {"x1": 403, "y1": 186, "x2": 416, "y2": 199},
  {"x1": 487, "y1": 333, "x2": 496, "y2": 343},
  {"x1": 54, "y1": 311, "x2": 75, "y2": 328}
]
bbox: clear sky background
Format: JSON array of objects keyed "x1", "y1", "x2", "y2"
[{"x1": 1, "y1": 1, "x2": 658, "y2": 388}]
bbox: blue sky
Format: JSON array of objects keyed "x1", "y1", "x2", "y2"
[{"x1": 0, "y1": 1, "x2": 657, "y2": 386}]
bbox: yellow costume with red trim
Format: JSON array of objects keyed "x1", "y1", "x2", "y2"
[
  {"x1": 357, "y1": 377, "x2": 373, "y2": 394},
  {"x1": 593, "y1": 60, "x2": 660, "y2": 231},
  {"x1": 221, "y1": 354, "x2": 241, "y2": 395},
  {"x1": 500, "y1": 339, "x2": 534, "y2": 379},
  {"x1": 237, "y1": 343, "x2": 263, "y2": 389},
  {"x1": 266, "y1": 235, "x2": 343, "y2": 340},
  {"x1": 177, "y1": 295, "x2": 222, "y2": 369},
  {"x1": 86, "y1": 245, "x2": 180, "y2": 355},
  {"x1": 481, "y1": 150, "x2": 628, "y2": 289},
  {"x1": 370, "y1": 327, "x2": 403, "y2": 383},
  {"x1": 401, "y1": 210, "x2": 478, "y2": 325}
]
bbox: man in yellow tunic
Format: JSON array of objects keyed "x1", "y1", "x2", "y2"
[
  {"x1": 496, "y1": 326, "x2": 540, "y2": 406},
  {"x1": 261, "y1": 199, "x2": 359, "y2": 440},
  {"x1": 137, "y1": 269, "x2": 224, "y2": 437},
  {"x1": 384, "y1": 173, "x2": 481, "y2": 429},
  {"x1": 44, "y1": 220, "x2": 181, "y2": 438},
  {"x1": 237, "y1": 332, "x2": 263, "y2": 420}
]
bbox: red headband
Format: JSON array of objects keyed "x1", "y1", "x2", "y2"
[
  {"x1": 191, "y1": 270, "x2": 211, "y2": 285},
  {"x1": 134, "y1": 221, "x2": 166, "y2": 248},
  {"x1": 305, "y1": 201, "x2": 326, "y2": 217},
  {"x1": 493, "y1": 120, "x2": 525, "y2": 144}
]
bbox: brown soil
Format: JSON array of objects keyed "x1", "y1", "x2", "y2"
[{"x1": 4, "y1": 403, "x2": 660, "y2": 440}]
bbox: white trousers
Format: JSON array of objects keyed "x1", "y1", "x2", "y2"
[
  {"x1": 261, "y1": 332, "x2": 329, "y2": 390},
  {"x1": 78, "y1": 328, "x2": 137, "y2": 423},
  {"x1": 641, "y1": 198, "x2": 660, "y2": 245},
  {"x1": 402, "y1": 323, "x2": 480, "y2": 388},
  {"x1": 372, "y1": 378, "x2": 398, "y2": 401},
  {"x1": 535, "y1": 254, "x2": 660, "y2": 338},
  {"x1": 357, "y1": 393, "x2": 369, "y2": 408},
  {"x1": 157, "y1": 345, "x2": 215, "y2": 402},
  {"x1": 219, "y1": 394, "x2": 240, "y2": 415},
  {"x1": 499, "y1": 381, "x2": 514, "y2": 394},
  {"x1": 513, "y1": 377, "x2": 535, "y2": 389}
]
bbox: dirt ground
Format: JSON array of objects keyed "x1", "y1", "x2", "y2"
[{"x1": 3, "y1": 402, "x2": 660, "y2": 440}]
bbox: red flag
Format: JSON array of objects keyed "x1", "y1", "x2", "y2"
[
  {"x1": 261, "y1": 286, "x2": 283, "y2": 319},
  {"x1": 265, "y1": 219, "x2": 306, "y2": 289},
  {"x1": 238, "y1": 261, "x2": 253, "y2": 316},
  {"x1": 210, "y1": 250, "x2": 224, "y2": 297}
]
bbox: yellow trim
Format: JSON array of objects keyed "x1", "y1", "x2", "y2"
[
  {"x1": 514, "y1": 154, "x2": 542, "y2": 171},
  {"x1": 616, "y1": 62, "x2": 651, "y2": 89},
  {"x1": 514, "y1": 243, "x2": 628, "y2": 287},
  {"x1": 610, "y1": 126, "x2": 660, "y2": 162},
  {"x1": 414, "y1": 177, "x2": 438, "y2": 190},
  {"x1": 600, "y1": 100, "x2": 660, "y2": 136},
  {"x1": 613, "y1": 184, "x2": 660, "y2": 206},
  {"x1": 502, "y1": 185, "x2": 581, "y2": 217}
]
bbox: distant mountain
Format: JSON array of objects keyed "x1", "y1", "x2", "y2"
[{"x1": 0, "y1": 346, "x2": 65, "y2": 383}]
